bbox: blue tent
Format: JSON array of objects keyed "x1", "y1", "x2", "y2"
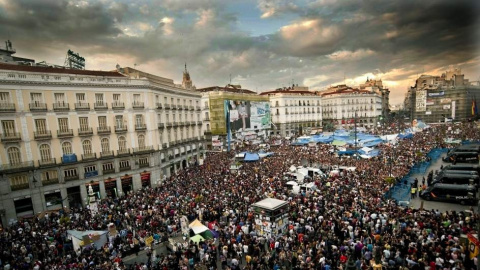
[
  {"x1": 244, "y1": 153, "x2": 260, "y2": 162},
  {"x1": 337, "y1": 150, "x2": 357, "y2": 156},
  {"x1": 398, "y1": 133, "x2": 413, "y2": 139}
]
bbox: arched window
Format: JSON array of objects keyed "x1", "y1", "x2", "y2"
[
  {"x1": 39, "y1": 144, "x2": 51, "y2": 162},
  {"x1": 7, "y1": 147, "x2": 21, "y2": 165},
  {"x1": 138, "y1": 134, "x2": 145, "y2": 148},
  {"x1": 118, "y1": 136, "x2": 126, "y2": 151},
  {"x1": 62, "y1": 142, "x2": 72, "y2": 155},
  {"x1": 101, "y1": 138, "x2": 110, "y2": 153},
  {"x1": 82, "y1": 140, "x2": 92, "y2": 154}
]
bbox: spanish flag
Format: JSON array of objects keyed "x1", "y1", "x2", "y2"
[{"x1": 472, "y1": 100, "x2": 478, "y2": 116}]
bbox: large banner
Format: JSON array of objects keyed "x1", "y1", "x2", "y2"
[
  {"x1": 226, "y1": 100, "x2": 271, "y2": 132},
  {"x1": 415, "y1": 89, "x2": 426, "y2": 112}
]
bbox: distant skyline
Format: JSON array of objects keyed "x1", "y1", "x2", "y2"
[{"x1": 0, "y1": 0, "x2": 479, "y2": 105}]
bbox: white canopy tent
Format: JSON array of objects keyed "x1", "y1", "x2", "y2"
[{"x1": 67, "y1": 230, "x2": 108, "y2": 254}]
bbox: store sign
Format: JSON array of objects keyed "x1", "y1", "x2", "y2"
[
  {"x1": 443, "y1": 105, "x2": 451, "y2": 109},
  {"x1": 425, "y1": 111, "x2": 432, "y2": 115},
  {"x1": 426, "y1": 99, "x2": 434, "y2": 106},
  {"x1": 428, "y1": 91, "x2": 445, "y2": 97},
  {"x1": 140, "y1": 172, "x2": 151, "y2": 180}
]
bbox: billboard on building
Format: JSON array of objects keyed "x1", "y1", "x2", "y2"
[
  {"x1": 415, "y1": 89, "x2": 426, "y2": 112},
  {"x1": 225, "y1": 100, "x2": 271, "y2": 132}
]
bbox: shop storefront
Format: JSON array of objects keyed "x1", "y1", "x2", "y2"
[
  {"x1": 67, "y1": 186, "x2": 82, "y2": 209},
  {"x1": 14, "y1": 197, "x2": 34, "y2": 217},
  {"x1": 44, "y1": 190, "x2": 62, "y2": 210},
  {"x1": 104, "y1": 178, "x2": 118, "y2": 198},
  {"x1": 121, "y1": 175, "x2": 133, "y2": 194},
  {"x1": 140, "y1": 171, "x2": 151, "y2": 188}
]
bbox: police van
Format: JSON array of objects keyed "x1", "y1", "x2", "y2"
[{"x1": 420, "y1": 184, "x2": 477, "y2": 205}]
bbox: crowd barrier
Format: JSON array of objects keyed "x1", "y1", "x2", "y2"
[{"x1": 385, "y1": 148, "x2": 448, "y2": 204}]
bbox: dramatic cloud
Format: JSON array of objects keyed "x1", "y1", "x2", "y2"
[{"x1": 0, "y1": 0, "x2": 478, "y2": 104}]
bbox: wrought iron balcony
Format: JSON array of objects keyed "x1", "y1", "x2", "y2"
[
  {"x1": 103, "y1": 168, "x2": 116, "y2": 174},
  {"x1": 1, "y1": 132, "x2": 21, "y2": 142},
  {"x1": 133, "y1": 146, "x2": 154, "y2": 154},
  {"x1": 132, "y1": 102, "x2": 144, "y2": 109},
  {"x1": 196, "y1": 106, "x2": 200, "y2": 111},
  {"x1": 135, "y1": 124, "x2": 147, "y2": 131},
  {"x1": 156, "y1": 103, "x2": 163, "y2": 109},
  {"x1": 189, "y1": 106, "x2": 194, "y2": 110},
  {"x1": 97, "y1": 126, "x2": 111, "y2": 134},
  {"x1": 0, "y1": 102, "x2": 15, "y2": 112},
  {"x1": 42, "y1": 178, "x2": 59, "y2": 186},
  {"x1": 162, "y1": 143, "x2": 167, "y2": 149},
  {"x1": 53, "y1": 102, "x2": 70, "y2": 111},
  {"x1": 39, "y1": 158, "x2": 56, "y2": 167},
  {"x1": 75, "y1": 103, "x2": 90, "y2": 110},
  {"x1": 11, "y1": 183, "x2": 30, "y2": 191},
  {"x1": 0, "y1": 161, "x2": 34, "y2": 173},
  {"x1": 139, "y1": 162, "x2": 150, "y2": 168},
  {"x1": 100, "y1": 151, "x2": 115, "y2": 158},
  {"x1": 29, "y1": 102, "x2": 47, "y2": 111},
  {"x1": 64, "y1": 175, "x2": 79, "y2": 182},
  {"x1": 112, "y1": 102, "x2": 125, "y2": 109},
  {"x1": 82, "y1": 153, "x2": 97, "y2": 161},
  {"x1": 57, "y1": 129, "x2": 74, "y2": 138},
  {"x1": 117, "y1": 148, "x2": 130, "y2": 156},
  {"x1": 166, "y1": 123, "x2": 173, "y2": 128},
  {"x1": 119, "y1": 165, "x2": 131, "y2": 171},
  {"x1": 164, "y1": 104, "x2": 171, "y2": 109},
  {"x1": 158, "y1": 123, "x2": 165, "y2": 129},
  {"x1": 78, "y1": 127, "x2": 93, "y2": 136},
  {"x1": 114, "y1": 125, "x2": 128, "y2": 133},
  {"x1": 94, "y1": 102, "x2": 108, "y2": 110}
]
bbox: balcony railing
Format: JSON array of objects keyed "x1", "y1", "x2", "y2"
[
  {"x1": 117, "y1": 149, "x2": 130, "y2": 156},
  {"x1": 103, "y1": 168, "x2": 116, "y2": 174},
  {"x1": 53, "y1": 102, "x2": 70, "y2": 111},
  {"x1": 112, "y1": 102, "x2": 125, "y2": 109},
  {"x1": 64, "y1": 175, "x2": 79, "y2": 182},
  {"x1": 196, "y1": 106, "x2": 200, "y2": 111},
  {"x1": 135, "y1": 124, "x2": 147, "y2": 131},
  {"x1": 204, "y1": 117, "x2": 210, "y2": 121},
  {"x1": 0, "y1": 103, "x2": 15, "y2": 112},
  {"x1": 97, "y1": 126, "x2": 111, "y2": 134},
  {"x1": 189, "y1": 105, "x2": 194, "y2": 110},
  {"x1": 75, "y1": 103, "x2": 90, "y2": 110},
  {"x1": 139, "y1": 162, "x2": 150, "y2": 168},
  {"x1": 132, "y1": 102, "x2": 144, "y2": 109},
  {"x1": 166, "y1": 123, "x2": 173, "y2": 128},
  {"x1": 0, "y1": 161, "x2": 34, "y2": 173},
  {"x1": 162, "y1": 143, "x2": 167, "y2": 149},
  {"x1": 34, "y1": 130, "x2": 52, "y2": 140},
  {"x1": 172, "y1": 105, "x2": 177, "y2": 110},
  {"x1": 114, "y1": 125, "x2": 128, "y2": 133},
  {"x1": 100, "y1": 151, "x2": 114, "y2": 158},
  {"x1": 82, "y1": 153, "x2": 97, "y2": 161},
  {"x1": 78, "y1": 127, "x2": 93, "y2": 136},
  {"x1": 203, "y1": 106, "x2": 209, "y2": 110},
  {"x1": 133, "y1": 146, "x2": 154, "y2": 154},
  {"x1": 94, "y1": 102, "x2": 108, "y2": 110},
  {"x1": 164, "y1": 104, "x2": 171, "y2": 109},
  {"x1": 119, "y1": 165, "x2": 131, "y2": 172},
  {"x1": 11, "y1": 183, "x2": 30, "y2": 191},
  {"x1": 57, "y1": 129, "x2": 74, "y2": 137},
  {"x1": 156, "y1": 103, "x2": 163, "y2": 109},
  {"x1": 42, "y1": 178, "x2": 59, "y2": 186},
  {"x1": 29, "y1": 102, "x2": 47, "y2": 111},
  {"x1": 1, "y1": 132, "x2": 21, "y2": 142},
  {"x1": 158, "y1": 123, "x2": 165, "y2": 129},
  {"x1": 39, "y1": 158, "x2": 56, "y2": 167}
]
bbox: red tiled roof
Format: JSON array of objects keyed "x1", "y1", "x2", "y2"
[
  {"x1": 196, "y1": 86, "x2": 257, "y2": 94},
  {"x1": 0, "y1": 63, "x2": 125, "y2": 77},
  {"x1": 259, "y1": 90, "x2": 316, "y2": 95}
]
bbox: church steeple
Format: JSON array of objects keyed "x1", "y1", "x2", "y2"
[{"x1": 182, "y1": 63, "x2": 194, "y2": 90}]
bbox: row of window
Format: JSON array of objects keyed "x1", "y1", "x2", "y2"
[
  {"x1": 5, "y1": 135, "x2": 135, "y2": 165},
  {"x1": 0, "y1": 92, "x2": 200, "y2": 108}
]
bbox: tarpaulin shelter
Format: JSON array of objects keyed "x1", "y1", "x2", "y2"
[
  {"x1": 189, "y1": 219, "x2": 209, "y2": 235},
  {"x1": 67, "y1": 230, "x2": 108, "y2": 254},
  {"x1": 244, "y1": 152, "x2": 260, "y2": 162},
  {"x1": 332, "y1": 140, "x2": 347, "y2": 146},
  {"x1": 190, "y1": 234, "x2": 205, "y2": 244}
]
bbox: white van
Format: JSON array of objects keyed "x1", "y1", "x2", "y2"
[{"x1": 292, "y1": 182, "x2": 318, "y2": 195}]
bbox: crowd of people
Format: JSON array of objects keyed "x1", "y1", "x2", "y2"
[{"x1": 1, "y1": 122, "x2": 480, "y2": 270}]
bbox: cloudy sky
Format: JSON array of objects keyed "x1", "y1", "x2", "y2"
[{"x1": 0, "y1": 0, "x2": 479, "y2": 104}]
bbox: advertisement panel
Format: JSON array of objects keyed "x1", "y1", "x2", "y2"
[
  {"x1": 212, "y1": 136, "x2": 223, "y2": 147},
  {"x1": 226, "y1": 100, "x2": 271, "y2": 132},
  {"x1": 415, "y1": 89, "x2": 426, "y2": 112},
  {"x1": 443, "y1": 105, "x2": 451, "y2": 110},
  {"x1": 440, "y1": 98, "x2": 451, "y2": 104},
  {"x1": 452, "y1": 101, "x2": 456, "y2": 119},
  {"x1": 428, "y1": 91, "x2": 445, "y2": 97},
  {"x1": 426, "y1": 99, "x2": 434, "y2": 106}
]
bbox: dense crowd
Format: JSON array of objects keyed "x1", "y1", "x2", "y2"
[{"x1": 1, "y1": 122, "x2": 479, "y2": 270}]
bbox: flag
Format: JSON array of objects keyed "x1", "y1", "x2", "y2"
[{"x1": 472, "y1": 100, "x2": 478, "y2": 116}]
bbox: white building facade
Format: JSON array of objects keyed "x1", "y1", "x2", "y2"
[
  {"x1": 0, "y1": 64, "x2": 204, "y2": 225},
  {"x1": 261, "y1": 88, "x2": 323, "y2": 136},
  {"x1": 321, "y1": 86, "x2": 383, "y2": 129}
]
